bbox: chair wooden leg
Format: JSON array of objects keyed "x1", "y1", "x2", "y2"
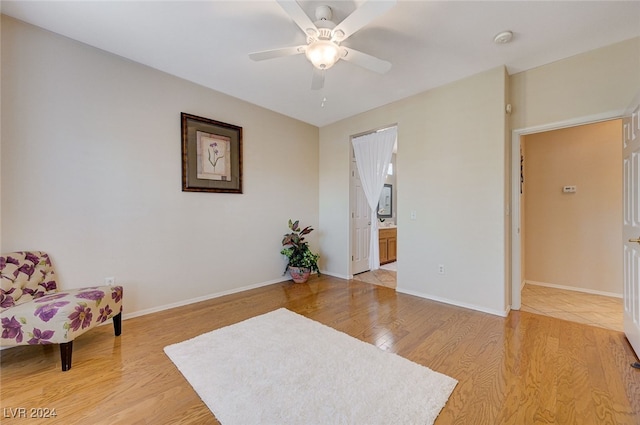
[
  {"x1": 113, "y1": 312, "x2": 122, "y2": 336},
  {"x1": 60, "y1": 341, "x2": 73, "y2": 372}
]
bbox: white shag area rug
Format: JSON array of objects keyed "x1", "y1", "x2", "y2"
[{"x1": 164, "y1": 308, "x2": 457, "y2": 425}]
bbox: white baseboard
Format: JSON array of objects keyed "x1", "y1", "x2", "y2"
[
  {"x1": 122, "y1": 277, "x2": 287, "y2": 321},
  {"x1": 0, "y1": 278, "x2": 289, "y2": 351},
  {"x1": 525, "y1": 280, "x2": 622, "y2": 299},
  {"x1": 124, "y1": 268, "x2": 356, "y2": 321},
  {"x1": 320, "y1": 270, "x2": 352, "y2": 280},
  {"x1": 396, "y1": 287, "x2": 509, "y2": 317}
]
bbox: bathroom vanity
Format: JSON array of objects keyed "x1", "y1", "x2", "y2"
[{"x1": 379, "y1": 226, "x2": 397, "y2": 265}]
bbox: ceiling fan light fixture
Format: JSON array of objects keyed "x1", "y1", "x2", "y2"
[{"x1": 305, "y1": 39, "x2": 340, "y2": 70}]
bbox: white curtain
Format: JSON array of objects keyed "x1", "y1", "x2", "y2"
[{"x1": 352, "y1": 126, "x2": 397, "y2": 270}]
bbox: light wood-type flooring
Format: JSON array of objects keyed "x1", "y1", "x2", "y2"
[
  {"x1": 1, "y1": 276, "x2": 639, "y2": 424},
  {"x1": 356, "y1": 272, "x2": 624, "y2": 333},
  {"x1": 521, "y1": 284, "x2": 624, "y2": 332},
  {"x1": 353, "y1": 268, "x2": 397, "y2": 289}
]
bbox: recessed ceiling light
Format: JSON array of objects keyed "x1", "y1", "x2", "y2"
[{"x1": 493, "y1": 31, "x2": 513, "y2": 44}]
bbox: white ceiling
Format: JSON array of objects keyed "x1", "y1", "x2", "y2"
[{"x1": 2, "y1": 1, "x2": 640, "y2": 127}]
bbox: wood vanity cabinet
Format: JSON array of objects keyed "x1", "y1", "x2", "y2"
[{"x1": 379, "y1": 227, "x2": 397, "y2": 265}]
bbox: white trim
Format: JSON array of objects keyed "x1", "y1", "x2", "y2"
[
  {"x1": 511, "y1": 126, "x2": 523, "y2": 310},
  {"x1": 396, "y1": 287, "x2": 509, "y2": 317},
  {"x1": 513, "y1": 111, "x2": 625, "y2": 137},
  {"x1": 121, "y1": 278, "x2": 285, "y2": 321},
  {"x1": 320, "y1": 270, "x2": 352, "y2": 280},
  {"x1": 525, "y1": 280, "x2": 622, "y2": 299},
  {"x1": 0, "y1": 279, "x2": 287, "y2": 351},
  {"x1": 510, "y1": 110, "x2": 624, "y2": 312}
]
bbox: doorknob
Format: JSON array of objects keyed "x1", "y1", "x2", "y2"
[{"x1": 630, "y1": 237, "x2": 640, "y2": 244}]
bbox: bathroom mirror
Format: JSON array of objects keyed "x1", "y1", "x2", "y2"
[{"x1": 377, "y1": 184, "x2": 392, "y2": 218}]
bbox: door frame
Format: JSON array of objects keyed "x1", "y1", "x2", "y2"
[
  {"x1": 510, "y1": 110, "x2": 624, "y2": 310},
  {"x1": 348, "y1": 123, "x2": 398, "y2": 278}
]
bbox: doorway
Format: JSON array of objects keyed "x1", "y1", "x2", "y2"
[
  {"x1": 511, "y1": 116, "x2": 624, "y2": 331},
  {"x1": 349, "y1": 130, "x2": 398, "y2": 288}
]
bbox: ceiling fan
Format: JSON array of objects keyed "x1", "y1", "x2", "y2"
[{"x1": 249, "y1": 0, "x2": 396, "y2": 90}]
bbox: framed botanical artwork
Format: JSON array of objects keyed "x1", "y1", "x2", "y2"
[{"x1": 181, "y1": 113, "x2": 243, "y2": 193}]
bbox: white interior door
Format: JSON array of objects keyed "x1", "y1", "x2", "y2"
[
  {"x1": 623, "y1": 94, "x2": 640, "y2": 360},
  {"x1": 351, "y1": 159, "x2": 370, "y2": 275}
]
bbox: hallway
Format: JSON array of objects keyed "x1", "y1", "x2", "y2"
[{"x1": 521, "y1": 284, "x2": 623, "y2": 332}]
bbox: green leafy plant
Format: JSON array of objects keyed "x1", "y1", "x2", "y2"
[{"x1": 280, "y1": 219, "x2": 320, "y2": 275}]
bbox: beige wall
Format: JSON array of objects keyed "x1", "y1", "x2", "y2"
[
  {"x1": 504, "y1": 66, "x2": 512, "y2": 305},
  {"x1": 523, "y1": 120, "x2": 622, "y2": 294},
  {"x1": 511, "y1": 37, "x2": 640, "y2": 130},
  {"x1": 320, "y1": 66, "x2": 509, "y2": 315},
  {"x1": 1, "y1": 17, "x2": 319, "y2": 315}
]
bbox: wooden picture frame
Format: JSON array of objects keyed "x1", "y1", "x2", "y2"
[{"x1": 181, "y1": 113, "x2": 243, "y2": 193}]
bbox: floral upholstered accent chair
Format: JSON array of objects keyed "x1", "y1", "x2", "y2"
[{"x1": 0, "y1": 251, "x2": 123, "y2": 371}]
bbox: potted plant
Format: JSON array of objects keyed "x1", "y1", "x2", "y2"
[{"x1": 280, "y1": 219, "x2": 320, "y2": 283}]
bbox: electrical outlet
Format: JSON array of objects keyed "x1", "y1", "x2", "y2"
[
  {"x1": 438, "y1": 264, "x2": 445, "y2": 275},
  {"x1": 105, "y1": 277, "x2": 116, "y2": 286}
]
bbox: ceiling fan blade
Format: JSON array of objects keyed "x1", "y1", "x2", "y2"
[
  {"x1": 276, "y1": 0, "x2": 318, "y2": 36},
  {"x1": 249, "y1": 45, "x2": 305, "y2": 61},
  {"x1": 341, "y1": 47, "x2": 392, "y2": 74},
  {"x1": 311, "y1": 68, "x2": 325, "y2": 90},
  {"x1": 332, "y1": 0, "x2": 396, "y2": 41}
]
